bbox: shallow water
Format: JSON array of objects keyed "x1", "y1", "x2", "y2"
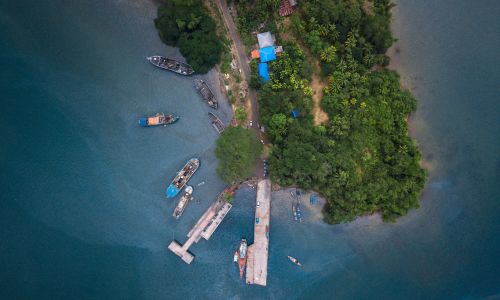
[{"x1": 1, "y1": 0, "x2": 499, "y2": 299}]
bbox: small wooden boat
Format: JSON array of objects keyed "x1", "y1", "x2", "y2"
[
  {"x1": 208, "y1": 112, "x2": 225, "y2": 134},
  {"x1": 147, "y1": 56, "x2": 194, "y2": 76},
  {"x1": 288, "y1": 255, "x2": 302, "y2": 267},
  {"x1": 194, "y1": 79, "x2": 218, "y2": 109}
]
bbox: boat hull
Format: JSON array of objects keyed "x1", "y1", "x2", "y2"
[
  {"x1": 194, "y1": 79, "x2": 218, "y2": 109},
  {"x1": 166, "y1": 158, "x2": 200, "y2": 198},
  {"x1": 139, "y1": 113, "x2": 179, "y2": 127},
  {"x1": 173, "y1": 186, "x2": 193, "y2": 219},
  {"x1": 236, "y1": 239, "x2": 248, "y2": 279},
  {"x1": 147, "y1": 56, "x2": 194, "y2": 76}
]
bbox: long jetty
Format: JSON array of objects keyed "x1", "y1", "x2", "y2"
[
  {"x1": 168, "y1": 197, "x2": 232, "y2": 264},
  {"x1": 246, "y1": 179, "x2": 271, "y2": 286}
]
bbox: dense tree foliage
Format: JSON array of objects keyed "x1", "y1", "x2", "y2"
[
  {"x1": 292, "y1": 0, "x2": 394, "y2": 70},
  {"x1": 232, "y1": 0, "x2": 280, "y2": 46},
  {"x1": 215, "y1": 126, "x2": 263, "y2": 184},
  {"x1": 154, "y1": 0, "x2": 223, "y2": 73},
  {"x1": 240, "y1": 0, "x2": 426, "y2": 223}
]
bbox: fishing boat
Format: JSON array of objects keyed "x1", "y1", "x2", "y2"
[
  {"x1": 194, "y1": 79, "x2": 218, "y2": 109},
  {"x1": 166, "y1": 158, "x2": 200, "y2": 198},
  {"x1": 296, "y1": 202, "x2": 303, "y2": 222},
  {"x1": 138, "y1": 112, "x2": 179, "y2": 127},
  {"x1": 146, "y1": 55, "x2": 194, "y2": 76},
  {"x1": 173, "y1": 186, "x2": 193, "y2": 219},
  {"x1": 287, "y1": 255, "x2": 302, "y2": 267},
  {"x1": 208, "y1": 112, "x2": 225, "y2": 134},
  {"x1": 292, "y1": 203, "x2": 298, "y2": 221},
  {"x1": 234, "y1": 239, "x2": 248, "y2": 279}
]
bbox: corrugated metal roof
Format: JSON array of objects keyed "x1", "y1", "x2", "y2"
[{"x1": 257, "y1": 32, "x2": 274, "y2": 48}]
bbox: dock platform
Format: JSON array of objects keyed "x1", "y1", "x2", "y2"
[
  {"x1": 168, "y1": 196, "x2": 232, "y2": 264},
  {"x1": 246, "y1": 179, "x2": 271, "y2": 286}
]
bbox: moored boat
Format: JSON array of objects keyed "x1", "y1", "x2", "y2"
[
  {"x1": 208, "y1": 112, "x2": 225, "y2": 134},
  {"x1": 166, "y1": 158, "x2": 200, "y2": 198},
  {"x1": 194, "y1": 79, "x2": 218, "y2": 109},
  {"x1": 296, "y1": 202, "x2": 303, "y2": 222},
  {"x1": 234, "y1": 238, "x2": 248, "y2": 279},
  {"x1": 287, "y1": 255, "x2": 302, "y2": 267},
  {"x1": 173, "y1": 186, "x2": 193, "y2": 219},
  {"x1": 138, "y1": 112, "x2": 179, "y2": 127},
  {"x1": 292, "y1": 203, "x2": 298, "y2": 221},
  {"x1": 147, "y1": 55, "x2": 194, "y2": 76}
]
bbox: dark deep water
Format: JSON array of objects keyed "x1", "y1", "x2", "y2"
[{"x1": 0, "y1": 0, "x2": 499, "y2": 299}]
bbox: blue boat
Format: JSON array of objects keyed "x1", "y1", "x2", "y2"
[{"x1": 166, "y1": 158, "x2": 200, "y2": 198}]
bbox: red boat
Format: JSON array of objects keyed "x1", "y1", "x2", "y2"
[{"x1": 233, "y1": 239, "x2": 248, "y2": 279}]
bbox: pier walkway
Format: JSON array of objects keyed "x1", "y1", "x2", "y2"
[
  {"x1": 168, "y1": 197, "x2": 232, "y2": 264},
  {"x1": 246, "y1": 179, "x2": 271, "y2": 286}
]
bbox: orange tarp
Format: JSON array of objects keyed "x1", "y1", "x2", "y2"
[
  {"x1": 148, "y1": 116, "x2": 160, "y2": 125},
  {"x1": 251, "y1": 49, "x2": 260, "y2": 59}
]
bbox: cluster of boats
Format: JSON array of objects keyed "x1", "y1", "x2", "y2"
[
  {"x1": 139, "y1": 55, "x2": 229, "y2": 218},
  {"x1": 232, "y1": 238, "x2": 302, "y2": 280},
  {"x1": 167, "y1": 158, "x2": 199, "y2": 219},
  {"x1": 139, "y1": 55, "x2": 225, "y2": 134},
  {"x1": 144, "y1": 54, "x2": 305, "y2": 274}
]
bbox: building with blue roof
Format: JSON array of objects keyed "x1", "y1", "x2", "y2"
[
  {"x1": 259, "y1": 46, "x2": 276, "y2": 63},
  {"x1": 259, "y1": 63, "x2": 269, "y2": 81}
]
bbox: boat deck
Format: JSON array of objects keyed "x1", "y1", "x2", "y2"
[{"x1": 245, "y1": 179, "x2": 271, "y2": 286}]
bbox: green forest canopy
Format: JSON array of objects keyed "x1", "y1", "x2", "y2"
[
  {"x1": 215, "y1": 126, "x2": 263, "y2": 184},
  {"x1": 154, "y1": 0, "x2": 223, "y2": 73},
  {"x1": 239, "y1": 0, "x2": 426, "y2": 223}
]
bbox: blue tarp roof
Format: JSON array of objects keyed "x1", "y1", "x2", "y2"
[
  {"x1": 259, "y1": 46, "x2": 276, "y2": 63},
  {"x1": 291, "y1": 108, "x2": 300, "y2": 118},
  {"x1": 259, "y1": 63, "x2": 269, "y2": 82}
]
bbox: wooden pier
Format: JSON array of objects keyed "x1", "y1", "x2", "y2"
[
  {"x1": 246, "y1": 179, "x2": 271, "y2": 286},
  {"x1": 168, "y1": 197, "x2": 232, "y2": 264}
]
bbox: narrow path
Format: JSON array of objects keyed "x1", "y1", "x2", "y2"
[{"x1": 311, "y1": 65, "x2": 329, "y2": 125}]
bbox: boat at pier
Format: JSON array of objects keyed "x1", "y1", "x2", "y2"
[
  {"x1": 194, "y1": 79, "x2": 218, "y2": 109},
  {"x1": 173, "y1": 186, "x2": 193, "y2": 219},
  {"x1": 234, "y1": 238, "x2": 248, "y2": 279},
  {"x1": 167, "y1": 158, "x2": 200, "y2": 198},
  {"x1": 208, "y1": 112, "x2": 225, "y2": 134},
  {"x1": 147, "y1": 55, "x2": 194, "y2": 76},
  {"x1": 138, "y1": 112, "x2": 179, "y2": 127},
  {"x1": 287, "y1": 255, "x2": 302, "y2": 267}
]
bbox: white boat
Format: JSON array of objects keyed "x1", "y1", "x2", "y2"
[
  {"x1": 172, "y1": 186, "x2": 193, "y2": 219},
  {"x1": 287, "y1": 255, "x2": 302, "y2": 267}
]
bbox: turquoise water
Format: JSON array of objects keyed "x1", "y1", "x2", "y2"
[{"x1": 1, "y1": 0, "x2": 499, "y2": 299}]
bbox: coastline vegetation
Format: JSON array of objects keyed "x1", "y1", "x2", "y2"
[
  {"x1": 215, "y1": 126, "x2": 263, "y2": 184},
  {"x1": 233, "y1": 0, "x2": 426, "y2": 223},
  {"x1": 154, "y1": 0, "x2": 224, "y2": 73}
]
